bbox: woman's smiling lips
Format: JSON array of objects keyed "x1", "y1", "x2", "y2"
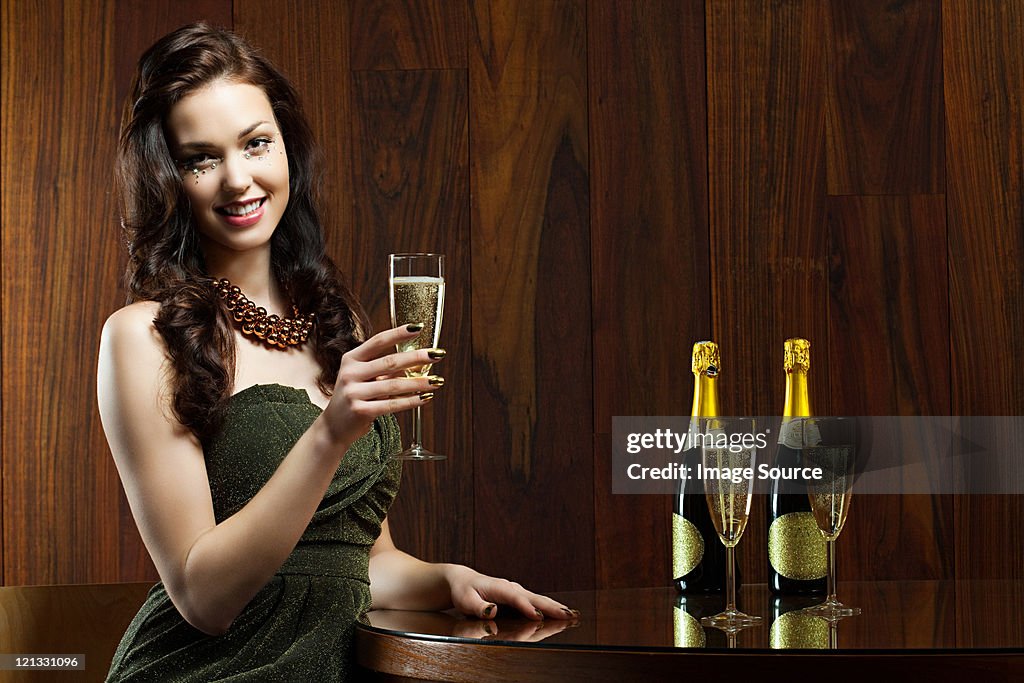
[{"x1": 215, "y1": 197, "x2": 267, "y2": 227}]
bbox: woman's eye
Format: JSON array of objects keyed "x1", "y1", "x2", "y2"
[
  {"x1": 180, "y1": 154, "x2": 218, "y2": 173},
  {"x1": 246, "y1": 137, "x2": 274, "y2": 158}
]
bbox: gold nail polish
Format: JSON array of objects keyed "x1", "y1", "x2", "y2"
[
  {"x1": 427, "y1": 348, "x2": 447, "y2": 360},
  {"x1": 419, "y1": 392, "x2": 435, "y2": 402},
  {"x1": 535, "y1": 609, "x2": 544, "y2": 619},
  {"x1": 428, "y1": 375, "x2": 445, "y2": 387},
  {"x1": 406, "y1": 322, "x2": 424, "y2": 333}
]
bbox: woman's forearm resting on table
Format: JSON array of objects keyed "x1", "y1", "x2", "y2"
[
  {"x1": 368, "y1": 549, "x2": 460, "y2": 612},
  {"x1": 368, "y1": 539, "x2": 578, "y2": 621}
]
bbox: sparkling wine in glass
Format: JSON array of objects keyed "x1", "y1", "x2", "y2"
[
  {"x1": 389, "y1": 253, "x2": 445, "y2": 460},
  {"x1": 800, "y1": 417, "x2": 861, "y2": 620},
  {"x1": 700, "y1": 417, "x2": 762, "y2": 633}
]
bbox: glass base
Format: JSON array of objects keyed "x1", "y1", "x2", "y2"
[
  {"x1": 392, "y1": 445, "x2": 446, "y2": 461},
  {"x1": 800, "y1": 599, "x2": 861, "y2": 621},
  {"x1": 700, "y1": 609, "x2": 762, "y2": 633}
]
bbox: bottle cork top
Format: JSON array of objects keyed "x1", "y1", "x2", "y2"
[
  {"x1": 691, "y1": 341, "x2": 720, "y2": 376},
  {"x1": 784, "y1": 338, "x2": 811, "y2": 373}
]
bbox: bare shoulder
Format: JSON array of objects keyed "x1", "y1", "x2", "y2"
[
  {"x1": 98, "y1": 300, "x2": 171, "y2": 418},
  {"x1": 101, "y1": 301, "x2": 162, "y2": 350}
]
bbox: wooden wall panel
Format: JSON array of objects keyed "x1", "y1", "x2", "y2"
[
  {"x1": 826, "y1": 0, "x2": 944, "y2": 195},
  {"x1": 468, "y1": 0, "x2": 594, "y2": 591},
  {"x1": 588, "y1": 0, "x2": 710, "y2": 588},
  {"x1": 350, "y1": 0, "x2": 467, "y2": 70},
  {"x1": 110, "y1": 0, "x2": 234, "y2": 584},
  {"x1": 828, "y1": 196, "x2": 949, "y2": 418},
  {"x1": 945, "y1": 0, "x2": 1024, "y2": 580},
  {"x1": 350, "y1": 69, "x2": 472, "y2": 565},
  {"x1": 827, "y1": 195, "x2": 953, "y2": 580},
  {"x1": 706, "y1": 0, "x2": 829, "y2": 585},
  {"x1": 1, "y1": 0, "x2": 123, "y2": 585}
]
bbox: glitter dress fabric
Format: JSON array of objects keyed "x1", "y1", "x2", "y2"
[{"x1": 105, "y1": 384, "x2": 402, "y2": 682}]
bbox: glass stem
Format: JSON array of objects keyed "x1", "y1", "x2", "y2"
[
  {"x1": 826, "y1": 539, "x2": 837, "y2": 603},
  {"x1": 726, "y1": 543, "x2": 736, "y2": 612},
  {"x1": 411, "y1": 405, "x2": 423, "y2": 448}
]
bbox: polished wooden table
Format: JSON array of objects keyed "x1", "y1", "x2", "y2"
[
  {"x1": 1, "y1": 581, "x2": 1019, "y2": 681},
  {"x1": 356, "y1": 581, "x2": 1024, "y2": 681}
]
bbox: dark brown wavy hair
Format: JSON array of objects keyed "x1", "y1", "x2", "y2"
[{"x1": 116, "y1": 22, "x2": 367, "y2": 442}]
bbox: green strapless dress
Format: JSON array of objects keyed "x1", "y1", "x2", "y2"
[{"x1": 106, "y1": 384, "x2": 402, "y2": 682}]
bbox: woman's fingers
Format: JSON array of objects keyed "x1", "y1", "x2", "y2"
[
  {"x1": 339, "y1": 325, "x2": 444, "y2": 383},
  {"x1": 456, "y1": 576, "x2": 579, "y2": 622},
  {"x1": 346, "y1": 324, "x2": 432, "y2": 362},
  {"x1": 359, "y1": 348, "x2": 444, "y2": 382},
  {"x1": 346, "y1": 375, "x2": 441, "y2": 402}
]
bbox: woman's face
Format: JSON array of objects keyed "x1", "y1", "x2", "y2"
[{"x1": 165, "y1": 79, "x2": 290, "y2": 262}]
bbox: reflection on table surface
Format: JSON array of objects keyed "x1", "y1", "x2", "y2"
[{"x1": 361, "y1": 580, "x2": 1024, "y2": 652}]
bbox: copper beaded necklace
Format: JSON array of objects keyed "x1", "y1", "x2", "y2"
[{"x1": 213, "y1": 278, "x2": 315, "y2": 349}]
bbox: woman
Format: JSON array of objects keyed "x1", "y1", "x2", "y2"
[{"x1": 99, "y1": 23, "x2": 574, "y2": 681}]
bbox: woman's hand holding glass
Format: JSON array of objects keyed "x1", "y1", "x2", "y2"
[{"x1": 321, "y1": 324, "x2": 444, "y2": 449}]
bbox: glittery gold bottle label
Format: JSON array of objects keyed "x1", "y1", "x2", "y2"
[
  {"x1": 770, "y1": 611, "x2": 829, "y2": 649},
  {"x1": 672, "y1": 513, "x2": 704, "y2": 578},
  {"x1": 768, "y1": 512, "x2": 827, "y2": 580},
  {"x1": 673, "y1": 606, "x2": 707, "y2": 648}
]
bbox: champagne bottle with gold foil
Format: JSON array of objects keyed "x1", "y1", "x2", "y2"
[
  {"x1": 673, "y1": 341, "x2": 728, "y2": 592},
  {"x1": 767, "y1": 338, "x2": 827, "y2": 594}
]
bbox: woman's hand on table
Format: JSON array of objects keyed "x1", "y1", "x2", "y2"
[{"x1": 444, "y1": 564, "x2": 580, "y2": 622}]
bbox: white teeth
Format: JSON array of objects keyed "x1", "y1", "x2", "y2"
[{"x1": 222, "y1": 200, "x2": 261, "y2": 216}]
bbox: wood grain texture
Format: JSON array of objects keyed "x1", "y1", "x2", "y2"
[
  {"x1": 826, "y1": 196, "x2": 953, "y2": 580},
  {"x1": 110, "y1": 0, "x2": 234, "y2": 584},
  {"x1": 706, "y1": 0, "x2": 829, "y2": 586},
  {"x1": 957, "y1": 580, "x2": 1024, "y2": 648},
  {"x1": 826, "y1": 0, "x2": 944, "y2": 195},
  {"x1": 588, "y1": 0, "x2": 710, "y2": 588},
  {"x1": 350, "y1": 68, "x2": 472, "y2": 565},
  {"x1": 2, "y1": 0, "x2": 123, "y2": 586},
  {"x1": 350, "y1": 0, "x2": 467, "y2": 70},
  {"x1": 944, "y1": 0, "x2": 1024, "y2": 579},
  {"x1": 827, "y1": 195, "x2": 949, "y2": 417},
  {"x1": 468, "y1": 0, "x2": 593, "y2": 591}
]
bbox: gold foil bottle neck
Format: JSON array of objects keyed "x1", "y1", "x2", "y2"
[
  {"x1": 692, "y1": 341, "x2": 720, "y2": 376},
  {"x1": 784, "y1": 338, "x2": 811, "y2": 373}
]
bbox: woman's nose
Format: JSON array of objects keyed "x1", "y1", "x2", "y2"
[{"x1": 219, "y1": 156, "x2": 252, "y2": 193}]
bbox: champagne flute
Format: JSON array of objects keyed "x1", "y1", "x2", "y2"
[
  {"x1": 389, "y1": 253, "x2": 445, "y2": 460},
  {"x1": 800, "y1": 416, "x2": 861, "y2": 620},
  {"x1": 700, "y1": 417, "x2": 762, "y2": 632}
]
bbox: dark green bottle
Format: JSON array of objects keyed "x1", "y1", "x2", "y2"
[
  {"x1": 767, "y1": 338, "x2": 827, "y2": 594},
  {"x1": 673, "y1": 341, "x2": 728, "y2": 593}
]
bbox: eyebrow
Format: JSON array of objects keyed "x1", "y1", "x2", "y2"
[{"x1": 177, "y1": 120, "x2": 274, "y2": 150}]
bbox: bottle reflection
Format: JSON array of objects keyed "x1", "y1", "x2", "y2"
[
  {"x1": 673, "y1": 594, "x2": 728, "y2": 648},
  {"x1": 768, "y1": 595, "x2": 830, "y2": 649}
]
